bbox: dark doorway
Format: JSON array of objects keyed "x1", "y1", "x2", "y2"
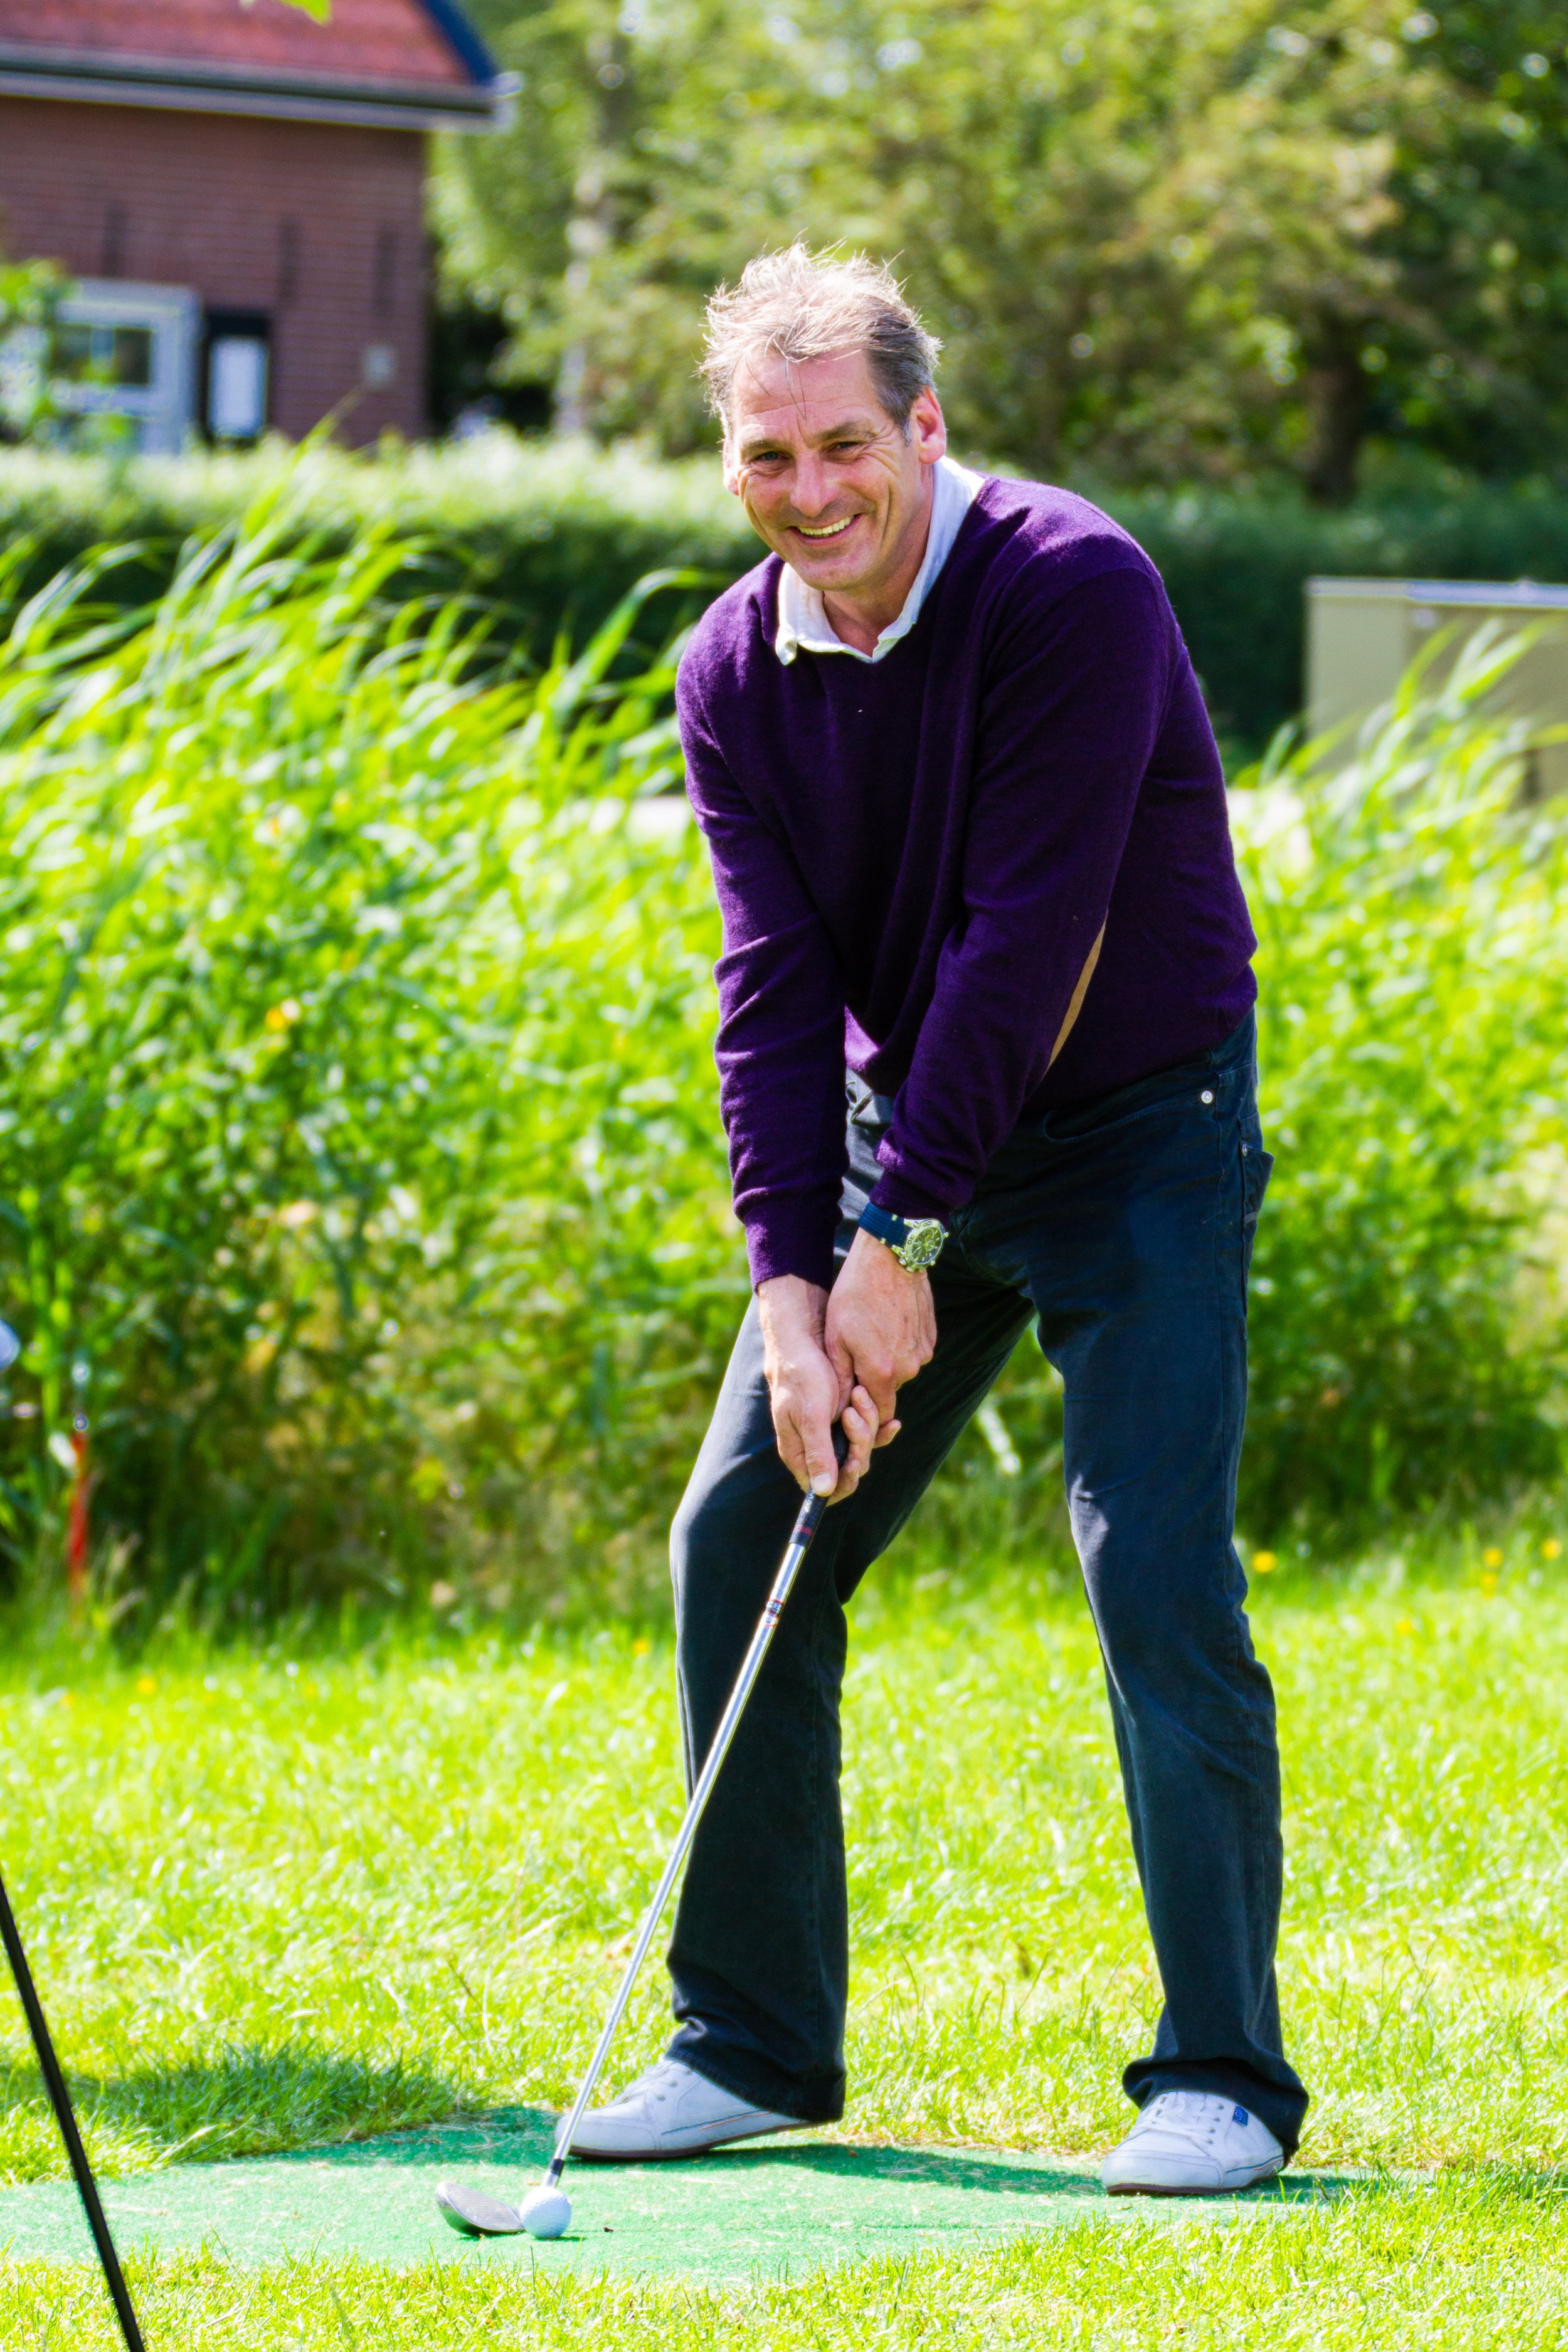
[{"x1": 201, "y1": 308, "x2": 272, "y2": 443}]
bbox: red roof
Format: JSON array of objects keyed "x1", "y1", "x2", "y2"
[{"x1": 0, "y1": 0, "x2": 470, "y2": 85}]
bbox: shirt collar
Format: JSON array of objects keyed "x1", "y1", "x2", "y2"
[{"x1": 773, "y1": 457, "x2": 985, "y2": 666}]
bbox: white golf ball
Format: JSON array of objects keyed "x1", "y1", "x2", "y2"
[{"x1": 519, "y1": 2185, "x2": 572, "y2": 2240}]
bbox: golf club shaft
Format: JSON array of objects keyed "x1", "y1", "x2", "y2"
[
  {"x1": 545, "y1": 1473, "x2": 837, "y2": 2186},
  {"x1": 0, "y1": 1867, "x2": 147, "y2": 2352}
]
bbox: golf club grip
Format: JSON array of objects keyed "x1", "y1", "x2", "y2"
[
  {"x1": 0, "y1": 1869, "x2": 147, "y2": 2352},
  {"x1": 545, "y1": 1423, "x2": 850, "y2": 2180},
  {"x1": 783, "y1": 1424, "x2": 849, "y2": 1546},
  {"x1": 809, "y1": 1420, "x2": 852, "y2": 1512}
]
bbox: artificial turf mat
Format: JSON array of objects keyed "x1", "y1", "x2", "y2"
[{"x1": 0, "y1": 2109, "x2": 1355, "y2": 2283}]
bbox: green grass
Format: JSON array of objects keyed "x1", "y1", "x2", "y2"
[
  {"x1": 6, "y1": 2179, "x2": 1568, "y2": 2350},
  {"x1": 4, "y1": 1531, "x2": 1568, "y2": 2342}
]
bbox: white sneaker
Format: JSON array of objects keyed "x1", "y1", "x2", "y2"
[
  {"x1": 568, "y1": 2056, "x2": 808, "y2": 2161},
  {"x1": 1102, "y1": 2090, "x2": 1285, "y2": 2196}
]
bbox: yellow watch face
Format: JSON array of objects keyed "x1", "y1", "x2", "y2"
[{"x1": 895, "y1": 1219, "x2": 946, "y2": 1271}]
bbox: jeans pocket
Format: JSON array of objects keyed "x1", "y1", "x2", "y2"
[
  {"x1": 1042, "y1": 1013, "x2": 1258, "y2": 1148},
  {"x1": 1041, "y1": 1058, "x2": 1221, "y2": 1147}
]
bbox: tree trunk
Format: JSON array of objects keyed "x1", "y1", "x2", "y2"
[
  {"x1": 1302, "y1": 320, "x2": 1370, "y2": 507},
  {"x1": 554, "y1": 166, "x2": 610, "y2": 437}
]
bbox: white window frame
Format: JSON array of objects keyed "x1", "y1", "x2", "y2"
[{"x1": 51, "y1": 280, "x2": 201, "y2": 455}]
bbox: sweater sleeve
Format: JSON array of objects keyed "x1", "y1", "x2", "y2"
[
  {"x1": 870, "y1": 564, "x2": 1174, "y2": 1224},
  {"x1": 679, "y1": 665, "x2": 848, "y2": 1290}
]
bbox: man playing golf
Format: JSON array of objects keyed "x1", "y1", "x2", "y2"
[{"x1": 574, "y1": 244, "x2": 1307, "y2": 2193}]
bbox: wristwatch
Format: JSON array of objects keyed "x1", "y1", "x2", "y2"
[{"x1": 857, "y1": 1201, "x2": 947, "y2": 1273}]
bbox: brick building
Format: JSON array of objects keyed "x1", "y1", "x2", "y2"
[{"x1": 0, "y1": 0, "x2": 508, "y2": 447}]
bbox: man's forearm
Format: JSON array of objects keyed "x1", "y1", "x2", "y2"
[{"x1": 758, "y1": 1273, "x2": 828, "y2": 1358}]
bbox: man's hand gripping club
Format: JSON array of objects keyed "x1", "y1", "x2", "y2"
[{"x1": 756, "y1": 1228, "x2": 937, "y2": 1502}]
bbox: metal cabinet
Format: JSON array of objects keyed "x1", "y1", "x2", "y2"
[{"x1": 1306, "y1": 576, "x2": 1568, "y2": 799}]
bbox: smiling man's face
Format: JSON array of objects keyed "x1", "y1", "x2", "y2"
[{"x1": 723, "y1": 347, "x2": 946, "y2": 623}]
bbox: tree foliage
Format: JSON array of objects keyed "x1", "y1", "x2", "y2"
[
  {"x1": 0, "y1": 257, "x2": 66, "y2": 445},
  {"x1": 438, "y1": 0, "x2": 1568, "y2": 497}
]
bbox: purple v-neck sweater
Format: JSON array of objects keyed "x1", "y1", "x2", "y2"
[{"x1": 677, "y1": 475, "x2": 1257, "y2": 1292}]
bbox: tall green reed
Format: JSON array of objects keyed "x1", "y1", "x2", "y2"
[
  {"x1": 0, "y1": 485, "x2": 739, "y2": 1625},
  {"x1": 1234, "y1": 630, "x2": 1568, "y2": 1537}
]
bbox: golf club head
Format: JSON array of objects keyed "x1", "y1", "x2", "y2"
[{"x1": 435, "y1": 2181, "x2": 526, "y2": 2238}]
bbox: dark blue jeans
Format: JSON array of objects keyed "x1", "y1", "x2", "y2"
[{"x1": 665, "y1": 1010, "x2": 1308, "y2": 2154}]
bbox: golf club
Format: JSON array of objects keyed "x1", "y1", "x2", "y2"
[
  {"x1": 0, "y1": 1318, "x2": 146, "y2": 2348},
  {"x1": 435, "y1": 1428, "x2": 849, "y2": 2243},
  {"x1": 0, "y1": 1866, "x2": 147, "y2": 2351}
]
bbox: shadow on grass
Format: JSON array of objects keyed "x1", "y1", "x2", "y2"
[
  {"x1": 1, "y1": 2068, "x2": 1388, "y2": 2220},
  {"x1": 717, "y1": 2142, "x2": 1369, "y2": 2206},
  {"x1": 1, "y1": 2045, "x2": 465, "y2": 2171},
  {"x1": 302, "y1": 2104, "x2": 1372, "y2": 2207}
]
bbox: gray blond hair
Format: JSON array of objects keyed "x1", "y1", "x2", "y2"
[{"x1": 701, "y1": 244, "x2": 940, "y2": 436}]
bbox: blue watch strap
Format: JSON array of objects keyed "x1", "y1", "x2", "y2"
[
  {"x1": 857, "y1": 1201, "x2": 947, "y2": 1271},
  {"x1": 857, "y1": 1201, "x2": 915, "y2": 1252},
  {"x1": 860, "y1": 1204, "x2": 907, "y2": 1261}
]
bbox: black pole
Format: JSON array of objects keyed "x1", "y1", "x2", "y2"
[{"x1": 0, "y1": 1864, "x2": 146, "y2": 2351}]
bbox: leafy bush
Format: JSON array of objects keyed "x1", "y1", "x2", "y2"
[
  {"x1": 1117, "y1": 479, "x2": 1568, "y2": 755},
  {"x1": 0, "y1": 437, "x2": 754, "y2": 680},
  {"x1": 0, "y1": 489, "x2": 741, "y2": 1623},
  {"x1": 1234, "y1": 637, "x2": 1568, "y2": 1537},
  {"x1": 0, "y1": 256, "x2": 66, "y2": 443},
  {"x1": 6, "y1": 440, "x2": 1568, "y2": 755}
]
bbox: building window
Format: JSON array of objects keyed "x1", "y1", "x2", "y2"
[
  {"x1": 47, "y1": 280, "x2": 200, "y2": 454},
  {"x1": 203, "y1": 310, "x2": 271, "y2": 442},
  {"x1": 53, "y1": 322, "x2": 154, "y2": 391}
]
